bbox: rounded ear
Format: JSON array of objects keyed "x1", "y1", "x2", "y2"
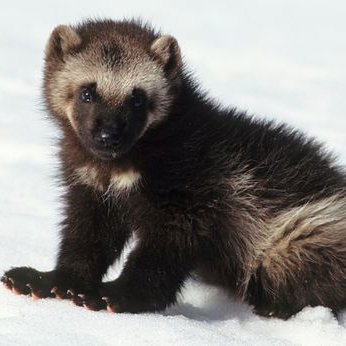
[
  {"x1": 150, "y1": 35, "x2": 182, "y2": 78},
  {"x1": 45, "y1": 25, "x2": 82, "y2": 62}
]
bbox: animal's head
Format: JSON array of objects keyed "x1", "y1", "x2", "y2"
[{"x1": 43, "y1": 20, "x2": 182, "y2": 160}]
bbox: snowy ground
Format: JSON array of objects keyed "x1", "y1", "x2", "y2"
[{"x1": 0, "y1": 1, "x2": 346, "y2": 345}]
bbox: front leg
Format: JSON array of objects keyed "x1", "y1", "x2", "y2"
[
  {"x1": 2, "y1": 184, "x2": 130, "y2": 301},
  {"x1": 1, "y1": 267, "x2": 92, "y2": 300},
  {"x1": 83, "y1": 231, "x2": 195, "y2": 313}
]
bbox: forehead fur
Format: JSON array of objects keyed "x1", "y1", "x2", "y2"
[
  {"x1": 45, "y1": 19, "x2": 173, "y2": 125},
  {"x1": 58, "y1": 48, "x2": 168, "y2": 105}
]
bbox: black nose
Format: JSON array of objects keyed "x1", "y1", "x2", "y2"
[{"x1": 94, "y1": 126, "x2": 122, "y2": 148}]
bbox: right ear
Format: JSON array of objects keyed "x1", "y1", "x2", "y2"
[
  {"x1": 150, "y1": 35, "x2": 182, "y2": 78},
  {"x1": 45, "y1": 25, "x2": 82, "y2": 62}
]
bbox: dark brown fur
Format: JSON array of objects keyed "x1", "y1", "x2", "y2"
[{"x1": 2, "y1": 19, "x2": 346, "y2": 319}]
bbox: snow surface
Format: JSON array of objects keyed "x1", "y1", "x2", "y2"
[{"x1": 1, "y1": 1, "x2": 346, "y2": 345}]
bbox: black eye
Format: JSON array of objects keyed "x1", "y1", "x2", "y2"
[
  {"x1": 80, "y1": 87, "x2": 93, "y2": 103},
  {"x1": 131, "y1": 89, "x2": 147, "y2": 110}
]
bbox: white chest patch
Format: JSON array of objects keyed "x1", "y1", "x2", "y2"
[
  {"x1": 74, "y1": 166, "x2": 141, "y2": 195},
  {"x1": 74, "y1": 166, "x2": 102, "y2": 190},
  {"x1": 108, "y1": 170, "x2": 141, "y2": 193}
]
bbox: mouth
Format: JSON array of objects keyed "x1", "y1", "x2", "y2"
[
  {"x1": 79, "y1": 131, "x2": 135, "y2": 161},
  {"x1": 88, "y1": 138, "x2": 135, "y2": 161},
  {"x1": 88, "y1": 146, "x2": 120, "y2": 160}
]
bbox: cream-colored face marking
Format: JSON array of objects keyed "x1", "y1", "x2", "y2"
[
  {"x1": 49, "y1": 48, "x2": 172, "y2": 134},
  {"x1": 65, "y1": 102, "x2": 77, "y2": 131}
]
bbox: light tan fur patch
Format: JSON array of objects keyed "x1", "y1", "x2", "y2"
[
  {"x1": 107, "y1": 170, "x2": 141, "y2": 195},
  {"x1": 255, "y1": 194, "x2": 346, "y2": 290},
  {"x1": 226, "y1": 169, "x2": 346, "y2": 298},
  {"x1": 74, "y1": 165, "x2": 141, "y2": 195},
  {"x1": 74, "y1": 166, "x2": 103, "y2": 191},
  {"x1": 65, "y1": 102, "x2": 77, "y2": 131},
  {"x1": 225, "y1": 169, "x2": 270, "y2": 296}
]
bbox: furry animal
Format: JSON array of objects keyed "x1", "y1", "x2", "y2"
[{"x1": 2, "y1": 19, "x2": 346, "y2": 319}]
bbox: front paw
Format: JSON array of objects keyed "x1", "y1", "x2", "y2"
[
  {"x1": 2, "y1": 267, "x2": 86, "y2": 300},
  {"x1": 71, "y1": 283, "x2": 123, "y2": 313},
  {"x1": 2, "y1": 267, "x2": 54, "y2": 298},
  {"x1": 67, "y1": 284, "x2": 113, "y2": 312},
  {"x1": 2, "y1": 268, "x2": 29, "y2": 295},
  {"x1": 77, "y1": 282, "x2": 162, "y2": 313}
]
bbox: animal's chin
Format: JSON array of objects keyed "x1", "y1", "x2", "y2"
[
  {"x1": 87, "y1": 143, "x2": 132, "y2": 161},
  {"x1": 79, "y1": 134, "x2": 137, "y2": 161},
  {"x1": 90, "y1": 148, "x2": 120, "y2": 161}
]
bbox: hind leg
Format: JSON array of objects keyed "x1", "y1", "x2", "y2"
[
  {"x1": 247, "y1": 248, "x2": 345, "y2": 319},
  {"x1": 248, "y1": 197, "x2": 346, "y2": 319},
  {"x1": 247, "y1": 202, "x2": 346, "y2": 319}
]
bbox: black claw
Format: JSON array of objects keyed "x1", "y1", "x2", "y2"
[
  {"x1": 26, "y1": 283, "x2": 33, "y2": 292},
  {"x1": 67, "y1": 289, "x2": 75, "y2": 297},
  {"x1": 83, "y1": 297, "x2": 108, "y2": 311},
  {"x1": 101, "y1": 296, "x2": 111, "y2": 304},
  {"x1": 3, "y1": 276, "x2": 14, "y2": 289},
  {"x1": 1, "y1": 275, "x2": 12, "y2": 289},
  {"x1": 51, "y1": 286, "x2": 68, "y2": 298},
  {"x1": 51, "y1": 286, "x2": 58, "y2": 295},
  {"x1": 72, "y1": 295, "x2": 84, "y2": 306}
]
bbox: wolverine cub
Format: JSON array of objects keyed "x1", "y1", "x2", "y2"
[{"x1": 2, "y1": 19, "x2": 346, "y2": 319}]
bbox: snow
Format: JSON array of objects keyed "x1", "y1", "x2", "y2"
[{"x1": 0, "y1": 1, "x2": 346, "y2": 345}]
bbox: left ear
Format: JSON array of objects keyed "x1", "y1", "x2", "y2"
[
  {"x1": 150, "y1": 35, "x2": 182, "y2": 78},
  {"x1": 45, "y1": 25, "x2": 82, "y2": 63}
]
